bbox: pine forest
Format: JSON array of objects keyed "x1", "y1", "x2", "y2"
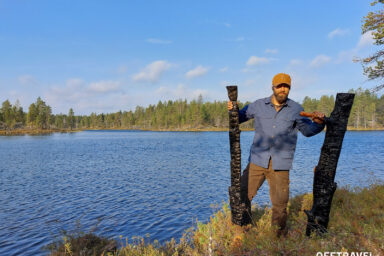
[{"x1": 0, "y1": 88, "x2": 383, "y2": 132}]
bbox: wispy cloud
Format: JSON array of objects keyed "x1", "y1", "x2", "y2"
[
  {"x1": 132, "y1": 60, "x2": 171, "y2": 82},
  {"x1": 88, "y1": 80, "x2": 120, "y2": 93},
  {"x1": 46, "y1": 79, "x2": 86, "y2": 106},
  {"x1": 246, "y1": 56, "x2": 272, "y2": 66},
  {"x1": 310, "y1": 55, "x2": 332, "y2": 68},
  {"x1": 357, "y1": 31, "x2": 374, "y2": 49},
  {"x1": 328, "y1": 28, "x2": 349, "y2": 39},
  {"x1": 185, "y1": 65, "x2": 209, "y2": 79},
  {"x1": 224, "y1": 22, "x2": 231, "y2": 28},
  {"x1": 44, "y1": 78, "x2": 127, "y2": 114},
  {"x1": 146, "y1": 38, "x2": 172, "y2": 44},
  {"x1": 265, "y1": 49, "x2": 278, "y2": 54},
  {"x1": 335, "y1": 31, "x2": 376, "y2": 63}
]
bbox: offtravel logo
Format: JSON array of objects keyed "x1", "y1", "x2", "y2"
[{"x1": 316, "y1": 252, "x2": 372, "y2": 256}]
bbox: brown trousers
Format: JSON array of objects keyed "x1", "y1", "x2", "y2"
[{"x1": 241, "y1": 158, "x2": 289, "y2": 232}]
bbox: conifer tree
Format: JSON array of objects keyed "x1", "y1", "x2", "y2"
[
  {"x1": 1, "y1": 100, "x2": 13, "y2": 128},
  {"x1": 357, "y1": 0, "x2": 384, "y2": 92},
  {"x1": 68, "y1": 108, "x2": 75, "y2": 130}
]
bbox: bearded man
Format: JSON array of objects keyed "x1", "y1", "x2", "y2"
[{"x1": 227, "y1": 73, "x2": 325, "y2": 236}]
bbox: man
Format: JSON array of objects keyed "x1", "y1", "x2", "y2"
[{"x1": 227, "y1": 73, "x2": 325, "y2": 236}]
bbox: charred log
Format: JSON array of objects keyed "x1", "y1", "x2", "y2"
[
  {"x1": 226, "y1": 85, "x2": 249, "y2": 225},
  {"x1": 305, "y1": 93, "x2": 355, "y2": 236}
]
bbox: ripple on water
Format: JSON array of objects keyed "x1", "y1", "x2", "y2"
[{"x1": 0, "y1": 130, "x2": 383, "y2": 255}]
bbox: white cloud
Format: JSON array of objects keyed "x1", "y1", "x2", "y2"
[
  {"x1": 328, "y1": 28, "x2": 349, "y2": 39},
  {"x1": 18, "y1": 75, "x2": 36, "y2": 85},
  {"x1": 357, "y1": 31, "x2": 374, "y2": 49},
  {"x1": 224, "y1": 22, "x2": 231, "y2": 28},
  {"x1": 132, "y1": 60, "x2": 171, "y2": 82},
  {"x1": 265, "y1": 49, "x2": 278, "y2": 54},
  {"x1": 44, "y1": 78, "x2": 127, "y2": 114},
  {"x1": 310, "y1": 55, "x2": 332, "y2": 68},
  {"x1": 46, "y1": 79, "x2": 86, "y2": 105},
  {"x1": 334, "y1": 29, "x2": 380, "y2": 65},
  {"x1": 219, "y1": 67, "x2": 229, "y2": 73},
  {"x1": 146, "y1": 38, "x2": 172, "y2": 44},
  {"x1": 246, "y1": 56, "x2": 271, "y2": 66},
  {"x1": 88, "y1": 80, "x2": 120, "y2": 93},
  {"x1": 185, "y1": 65, "x2": 209, "y2": 79},
  {"x1": 335, "y1": 31, "x2": 375, "y2": 64}
]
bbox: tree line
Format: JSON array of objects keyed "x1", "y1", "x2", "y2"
[
  {"x1": 1, "y1": 89, "x2": 383, "y2": 131},
  {"x1": 302, "y1": 88, "x2": 384, "y2": 129}
]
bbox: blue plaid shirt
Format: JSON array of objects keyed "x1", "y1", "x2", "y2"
[{"x1": 239, "y1": 96, "x2": 325, "y2": 170}]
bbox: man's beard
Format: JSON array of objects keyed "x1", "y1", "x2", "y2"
[{"x1": 274, "y1": 92, "x2": 288, "y2": 104}]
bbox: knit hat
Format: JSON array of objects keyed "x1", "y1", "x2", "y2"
[{"x1": 272, "y1": 73, "x2": 291, "y2": 87}]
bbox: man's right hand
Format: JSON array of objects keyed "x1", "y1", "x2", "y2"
[{"x1": 227, "y1": 101, "x2": 235, "y2": 110}]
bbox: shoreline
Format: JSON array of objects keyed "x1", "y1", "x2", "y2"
[
  {"x1": 1, "y1": 126, "x2": 384, "y2": 135},
  {"x1": 0, "y1": 129, "x2": 81, "y2": 136}
]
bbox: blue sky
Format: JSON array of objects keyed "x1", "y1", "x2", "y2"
[{"x1": 0, "y1": 0, "x2": 381, "y2": 114}]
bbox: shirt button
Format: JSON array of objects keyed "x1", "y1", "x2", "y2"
[{"x1": 273, "y1": 125, "x2": 276, "y2": 128}]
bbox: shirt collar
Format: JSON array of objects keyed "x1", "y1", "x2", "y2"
[{"x1": 264, "y1": 95, "x2": 291, "y2": 107}]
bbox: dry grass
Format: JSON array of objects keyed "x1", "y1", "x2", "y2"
[
  {"x1": 48, "y1": 184, "x2": 384, "y2": 256},
  {"x1": 0, "y1": 128, "x2": 80, "y2": 135}
]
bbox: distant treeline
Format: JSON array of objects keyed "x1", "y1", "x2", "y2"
[
  {"x1": 302, "y1": 88, "x2": 384, "y2": 129},
  {"x1": 0, "y1": 88, "x2": 383, "y2": 131}
]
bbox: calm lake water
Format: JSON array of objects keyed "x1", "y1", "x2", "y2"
[{"x1": 0, "y1": 130, "x2": 383, "y2": 255}]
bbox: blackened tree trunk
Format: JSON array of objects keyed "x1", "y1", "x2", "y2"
[
  {"x1": 305, "y1": 93, "x2": 355, "y2": 236},
  {"x1": 226, "y1": 86, "x2": 248, "y2": 225}
]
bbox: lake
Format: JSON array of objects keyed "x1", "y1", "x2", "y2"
[{"x1": 0, "y1": 130, "x2": 383, "y2": 255}]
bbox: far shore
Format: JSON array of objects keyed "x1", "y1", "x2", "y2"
[
  {"x1": 0, "y1": 128, "x2": 81, "y2": 136},
  {"x1": 1, "y1": 126, "x2": 384, "y2": 135}
]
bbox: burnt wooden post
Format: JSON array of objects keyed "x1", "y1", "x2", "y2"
[
  {"x1": 305, "y1": 93, "x2": 355, "y2": 236},
  {"x1": 226, "y1": 85, "x2": 248, "y2": 225}
]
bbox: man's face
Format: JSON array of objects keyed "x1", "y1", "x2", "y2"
[{"x1": 272, "y1": 83, "x2": 290, "y2": 103}]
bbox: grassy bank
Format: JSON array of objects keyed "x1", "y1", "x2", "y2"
[
  {"x1": 48, "y1": 184, "x2": 384, "y2": 256},
  {"x1": 92, "y1": 126, "x2": 384, "y2": 132},
  {"x1": 134, "y1": 127, "x2": 384, "y2": 132},
  {"x1": 1, "y1": 126, "x2": 384, "y2": 135},
  {"x1": 0, "y1": 128, "x2": 81, "y2": 135}
]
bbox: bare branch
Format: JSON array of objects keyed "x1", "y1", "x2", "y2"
[{"x1": 371, "y1": 83, "x2": 384, "y2": 93}]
